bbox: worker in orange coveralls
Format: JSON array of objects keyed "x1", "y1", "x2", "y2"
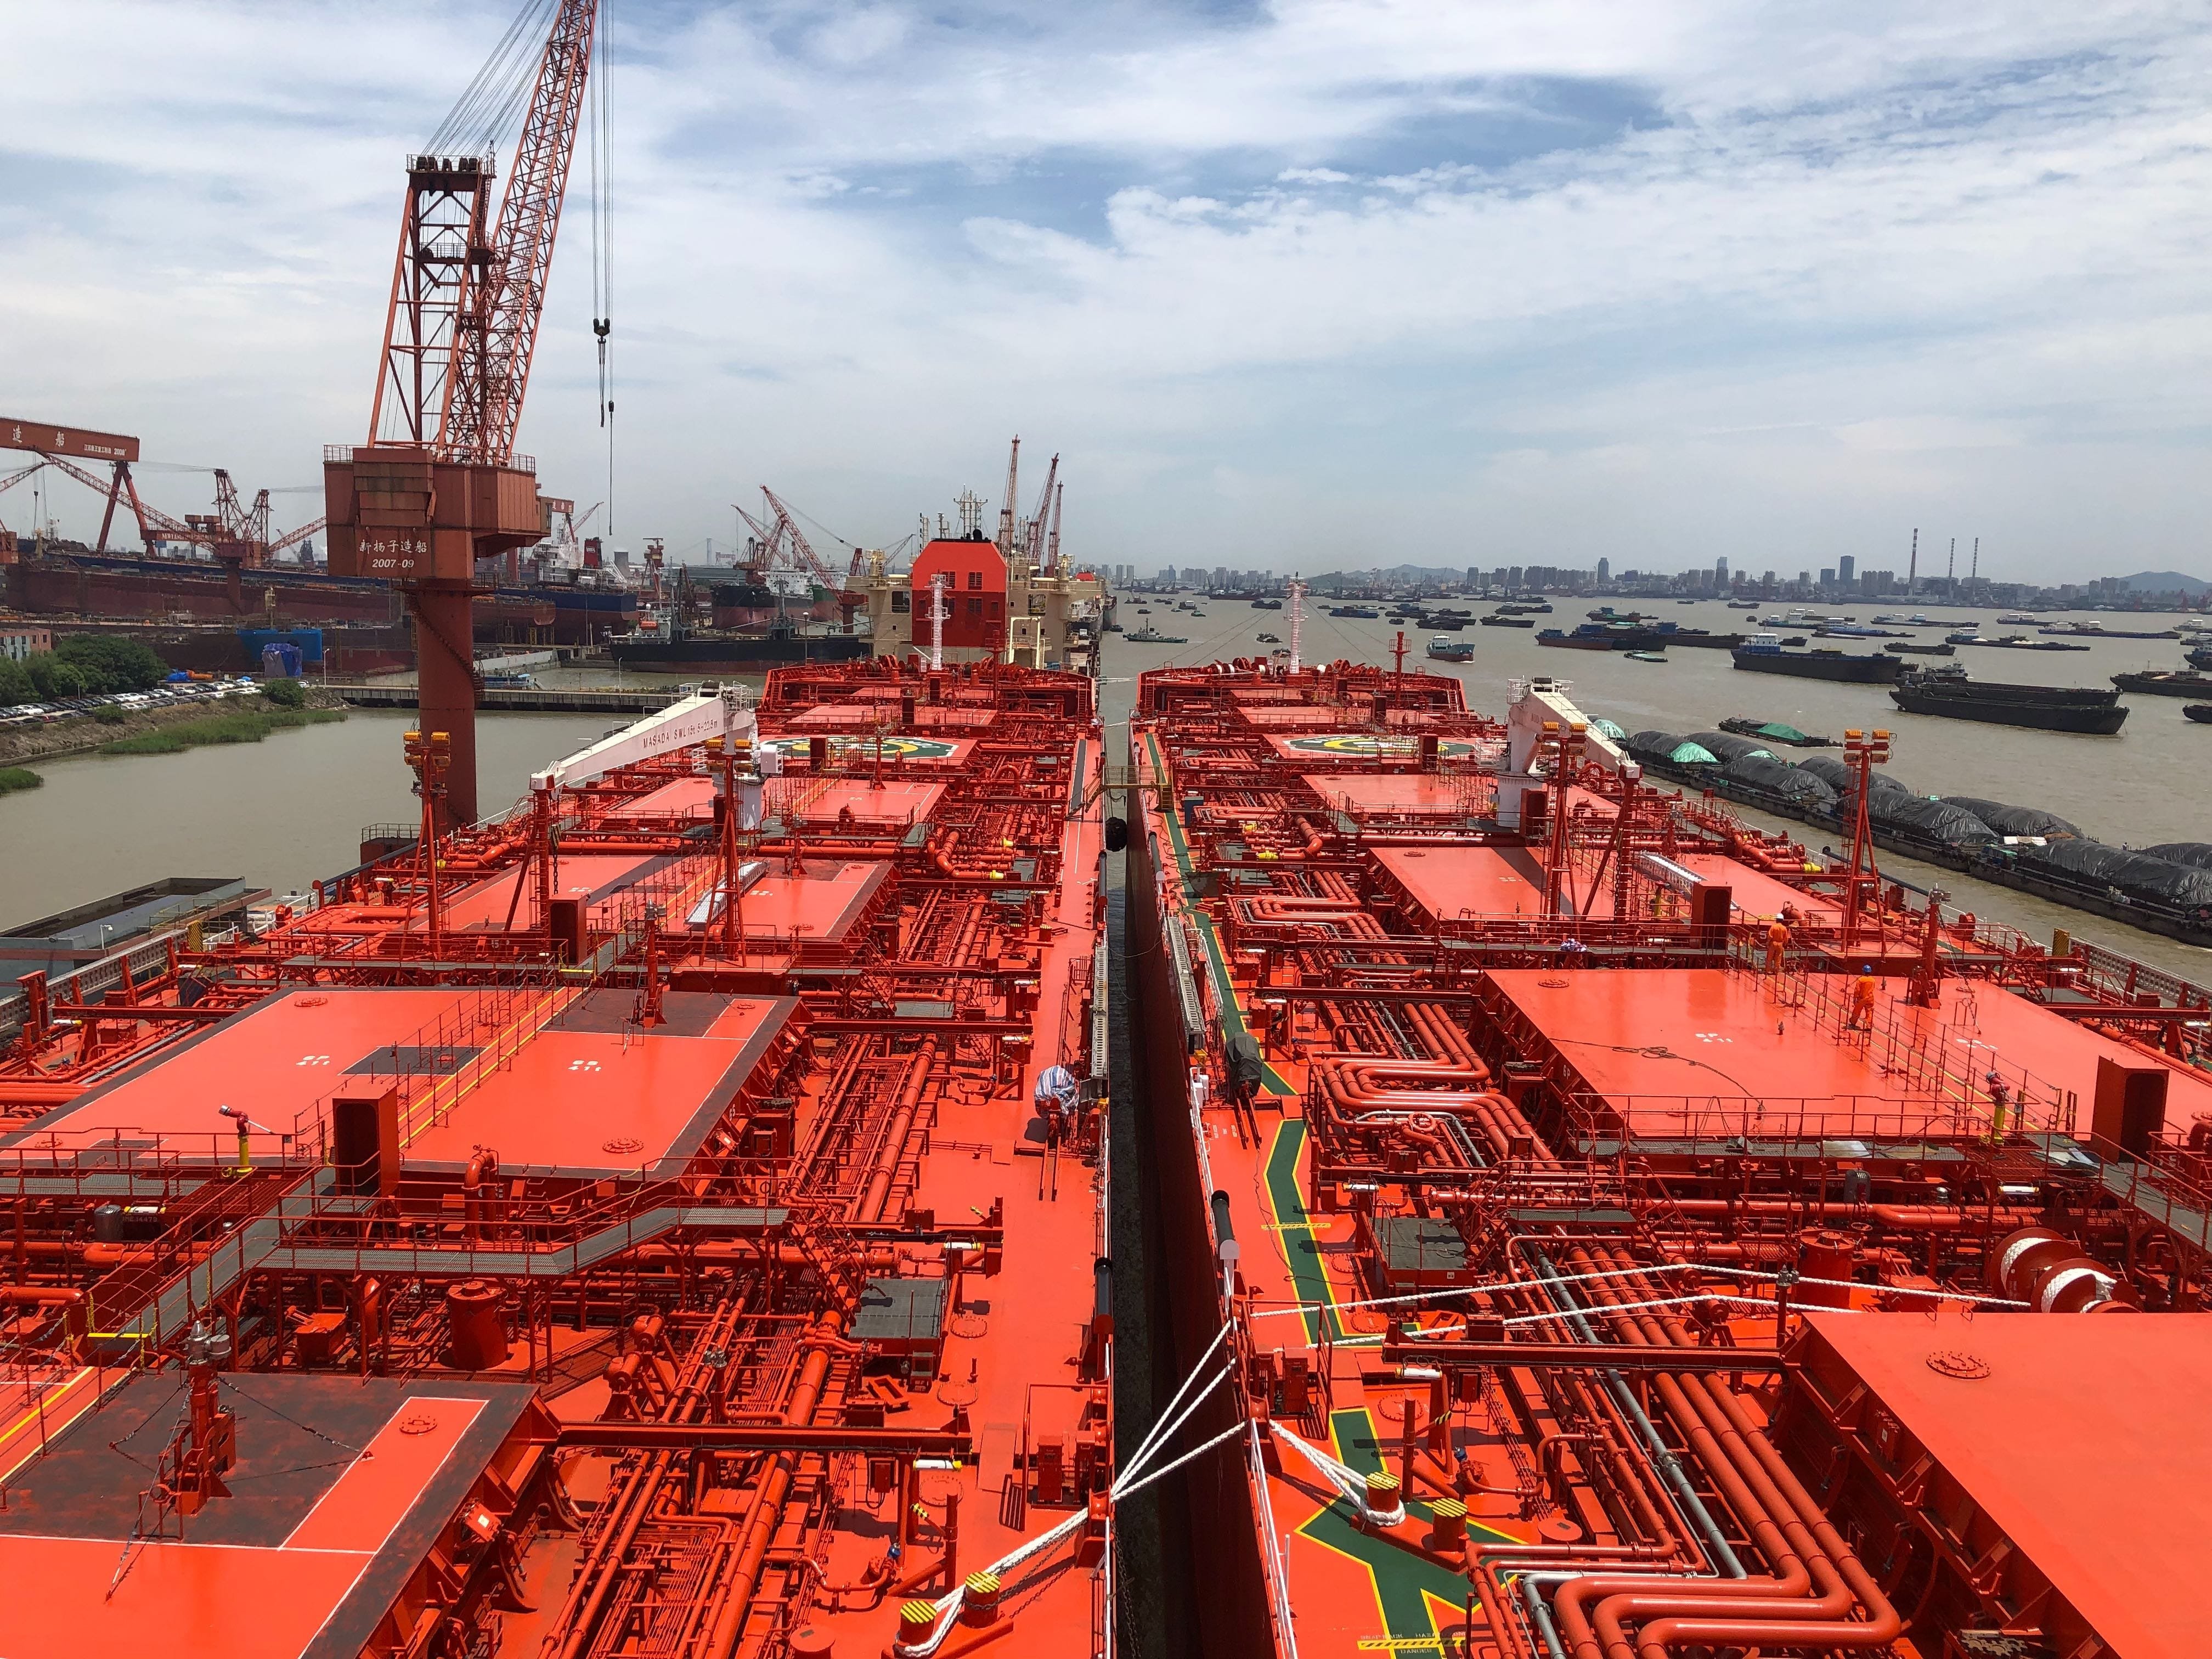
[
  {"x1": 1848, "y1": 964, "x2": 1877, "y2": 1028},
  {"x1": 1764, "y1": 915, "x2": 1791, "y2": 973}
]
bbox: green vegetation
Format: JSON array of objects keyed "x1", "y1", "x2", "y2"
[
  {"x1": 93, "y1": 705, "x2": 128, "y2": 725},
  {"x1": 0, "y1": 634, "x2": 171, "y2": 703},
  {"x1": 99, "y1": 706, "x2": 346, "y2": 756},
  {"x1": 259, "y1": 677, "x2": 307, "y2": 708},
  {"x1": 0, "y1": 767, "x2": 42, "y2": 794}
]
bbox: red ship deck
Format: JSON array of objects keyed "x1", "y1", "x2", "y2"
[
  {"x1": 0, "y1": 1375, "x2": 546, "y2": 1659},
  {"x1": 1790, "y1": 1310, "x2": 2212, "y2": 1658}
]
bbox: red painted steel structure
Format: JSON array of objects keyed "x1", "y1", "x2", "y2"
[
  {"x1": 326, "y1": 0, "x2": 597, "y2": 826},
  {"x1": 0, "y1": 659, "x2": 1113, "y2": 1659},
  {"x1": 1126, "y1": 656, "x2": 2212, "y2": 1659}
]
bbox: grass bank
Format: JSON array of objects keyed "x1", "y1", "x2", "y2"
[
  {"x1": 100, "y1": 704, "x2": 348, "y2": 756},
  {"x1": 0, "y1": 766, "x2": 42, "y2": 794}
]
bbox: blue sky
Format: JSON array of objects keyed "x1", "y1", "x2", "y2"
[{"x1": 3, "y1": 1, "x2": 2208, "y2": 579}]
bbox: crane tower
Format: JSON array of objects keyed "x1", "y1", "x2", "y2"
[{"x1": 320, "y1": 0, "x2": 601, "y2": 826}]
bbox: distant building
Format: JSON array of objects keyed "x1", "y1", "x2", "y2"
[
  {"x1": 1838, "y1": 555, "x2": 1855, "y2": 586},
  {"x1": 1596, "y1": 557, "x2": 1611, "y2": 583},
  {"x1": 1, "y1": 623, "x2": 51, "y2": 662}
]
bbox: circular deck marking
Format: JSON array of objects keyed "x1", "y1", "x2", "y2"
[
  {"x1": 1925, "y1": 1349, "x2": 1990, "y2": 1380},
  {"x1": 399, "y1": 1413, "x2": 440, "y2": 1435},
  {"x1": 601, "y1": 1136, "x2": 644, "y2": 1155},
  {"x1": 296, "y1": 996, "x2": 328, "y2": 1008},
  {"x1": 1280, "y1": 733, "x2": 1479, "y2": 758},
  {"x1": 762, "y1": 735, "x2": 958, "y2": 761}
]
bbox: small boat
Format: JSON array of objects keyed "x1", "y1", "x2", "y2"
[
  {"x1": 1624, "y1": 650, "x2": 1669, "y2": 662},
  {"x1": 2187, "y1": 705, "x2": 2212, "y2": 724},
  {"x1": 1883, "y1": 640, "x2": 1956, "y2": 656},
  {"x1": 2042, "y1": 622, "x2": 2178, "y2": 640},
  {"x1": 481, "y1": 671, "x2": 539, "y2": 688},
  {"x1": 1256, "y1": 632, "x2": 1280, "y2": 643},
  {"x1": 2187, "y1": 644, "x2": 2212, "y2": 671},
  {"x1": 1718, "y1": 718, "x2": 1834, "y2": 747},
  {"x1": 1126, "y1": 626, "x2": 1188, "y2": 644},
  {"x1": 1588, "y1": 608, "x2": 1649, "y2": 622},
  {"x1": 1426, "y1": 637, "x2": 1475, "y2": 662},
  {"x1": 1481, "y1": 614, "x2": 1536, "y2": 628},
  {"x1": 1726, "y1": 600, "x2": 1762, "y2": 610},
  {"x1": 1998, "y1": 612, "x2": 2040, "y2": 624}
]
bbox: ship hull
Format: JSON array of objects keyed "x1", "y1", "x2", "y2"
[
  {"x1": 1732, "y1": 647, "x2": 1901, "y2": 681},
  {"x1": 1889, "y1": 687, "x2": 2128, "y2": 732},
  {"x1": 608, "y1": 633, "x2": 870, "y2": 673}
]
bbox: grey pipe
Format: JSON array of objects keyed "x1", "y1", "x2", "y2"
[{"x1": 1528, "y1": 1248, "x2": 1745, "y2": 1579}]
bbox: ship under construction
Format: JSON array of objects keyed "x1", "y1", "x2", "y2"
[{"x1": 1124, "y1": 650, "x2": 2212, "y2": 1659}]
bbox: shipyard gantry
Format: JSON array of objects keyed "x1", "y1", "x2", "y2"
[
  {"x1": 0, "y1": 661, "x2": 1112, "y2": 1659},
  {"x1": 1128, "y1": 659, "x2": 2210, "y2": 1659}
]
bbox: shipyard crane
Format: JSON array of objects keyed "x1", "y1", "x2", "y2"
[
  {"x1": 760, "y1": 487, "x2": 844, "y2": 594},
  {"x1": 323, "y1": 0, "x2": 602, "y2": 826},
  {"x1": 1022, "y1": 452, "x2": 1058, "y2": 568}
]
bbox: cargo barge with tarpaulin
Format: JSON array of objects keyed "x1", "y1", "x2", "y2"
[
  {"x1": 1125, "y1": 652, "x2": 2212, "y2": 1659},
  {"x1": 0, "y1": 657, "x2": 1120, "y2": 1659},
  {"x1": 1623, "y1": 726, "x2": 2212, "y2": 947}
]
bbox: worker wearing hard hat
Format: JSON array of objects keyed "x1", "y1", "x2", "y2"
[
  {"x1": 1764, "y1": 915, "x2": 1791, "y2": 974},
  {"x1": 1847, "y1": 965, "x2": 1877, "y2": 1029}
]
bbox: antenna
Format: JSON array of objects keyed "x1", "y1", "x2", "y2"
[{"x1": 1287, "y1": 577, "x2": 1305, "y2": 675}]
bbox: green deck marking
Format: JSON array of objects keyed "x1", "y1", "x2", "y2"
[
  {"x1": 1291, "y1": 1408, "x2": 1513, "y2": 1646},
  {"x1": 1146, "y1": 732, "x2": 1296, "y2": 1096},
  {"x1": 1264, "y1": 1119, "x2": 1342, "y2": 1343}
]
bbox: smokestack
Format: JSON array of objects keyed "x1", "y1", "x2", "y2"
[
  {"x1": 1971, "y1": 537, "x2": 1979, "y2": 582},
  {"x1": 1946, "y1": 537, "x2": 1956, "y2": 596},
  {"x1": 1907, "y1": 528, "x2": 1917, "y2": 595}
]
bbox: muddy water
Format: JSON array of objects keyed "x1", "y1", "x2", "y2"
[
  {"x1": 0, "y1": 709, "x2": 619, "y2": 924},
  {"x1": 1099, "y1": 599, "x2": 2212, "y2": 980}
]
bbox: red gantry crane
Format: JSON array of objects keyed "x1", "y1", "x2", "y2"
[{"x1": 323, "y1": 0, "x2": 602, "y2": 826}]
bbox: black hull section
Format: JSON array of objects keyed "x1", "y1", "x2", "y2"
[
  {"x1": 2113, "y1": 673, "x2": 2212, "y2": 699},
  {"x1": 1888, "y1": 689, "x2": 2128, "y2": 732},
  {"x1": 608, "y1": 635, "x2": 870, "y2": 673},
  {"x1": 1731, "y1": 650, "x2": 1901, "y2": 682}
]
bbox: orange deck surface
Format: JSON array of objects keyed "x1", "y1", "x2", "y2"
[
  {"x1": 4, "y1": 988, "x2": 791, "y2": 1175},
  {"x1": 442, "y1": 852, "x2": 673, "y2": 931},
  {"x1": 1489, "y1": 967, "x2": 2212, "y2": 1138},
  {"x1": 1373, "y1": 844, "x2": 1618, "y2": 922},
  {"x1": 4, "y1": 987, "x2": 476, "y2": 1155},
  {"x1": 683, "y1": 859, "x2": 887, "y2": 943},
  {"x1": 788, "y1": 777, "x2": 945, "y2": 827},
  {"x1": 1677, "y1": 853, "x2": 1838, "y2": 921},
  {"x1": 1803, "y1": 1311, "x2": 2212, "y2": 1659},
  {"x1": 1301, "y1": 774, "x2": 1484, "y2": 816}
]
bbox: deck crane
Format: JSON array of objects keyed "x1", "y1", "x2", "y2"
[{"x1": 322, "y1": 0, "x2": 602, "y2": 826}]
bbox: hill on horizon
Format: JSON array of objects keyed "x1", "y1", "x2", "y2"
[{"x1": 2120, "y1": 570, "x2": 2208, "y2": 596}]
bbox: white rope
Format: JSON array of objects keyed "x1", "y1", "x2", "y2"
[
  {"x1": 1269, "y1": 1422, "x2": 1406, "y2": 1527},
  {"x1": 1116, "y1": 1362, "x2": 1232, "y2": 1487},
  {"x1": 891, "y1": 1507, "x2": 1091, "y2": 1657},
  {"x1": 1250, "y1": 1261, "x2": 1701, "y2": 1321},
  {"x1": 1119, "y1": 1318, "x2": 1234, "y2": 1482},
  {"x1": 1113, "y1": 1418, "x2": 1248, "y2": 1499}
]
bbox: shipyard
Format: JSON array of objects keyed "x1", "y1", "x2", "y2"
[{"x1": 7, "y1": 4, "x2": 2211, "y2": 1659}]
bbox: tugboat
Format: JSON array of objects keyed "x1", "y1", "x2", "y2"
[
  {"x1": 1126, "y1": 624, "x2": 1188, "y2": 644},
  {"x1": 1889, "y1": 668, "x2": 2129, "y2": 733},
  {"x1": 2186, "y1": 704, "x2": 2212, "y2": 724},
  {"x1": 1730, "y1": 631, "x2": 1903, "y2": 682}
]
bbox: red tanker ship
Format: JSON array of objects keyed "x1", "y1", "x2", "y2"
[
  {"x1": 1127, "y1": 656, "x2": 2212, "y2": 1659},
  {"x1": 0, "y1": 658, "x2": 1115, "y2": 1659}
]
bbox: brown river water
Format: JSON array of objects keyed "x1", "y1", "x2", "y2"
[{"x1": 4, "y1": 607, "x2": 2205, "y2": 979}]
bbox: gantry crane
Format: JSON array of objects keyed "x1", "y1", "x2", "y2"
[{"x1": 321, "y1": 0, "x2": 601, "y2": 826}]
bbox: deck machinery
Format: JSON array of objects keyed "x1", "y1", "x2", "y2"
[
  {"x1": 1127, "y1": 658, "x2": 2212, "y2": 1659},
  {"x1": 0, "y1": 660, "x2": 1114, "y2": 1659}
]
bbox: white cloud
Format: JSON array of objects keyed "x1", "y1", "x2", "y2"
[{"x1": 0, "y1": 1, "x2": 2207, "y2": 578}]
